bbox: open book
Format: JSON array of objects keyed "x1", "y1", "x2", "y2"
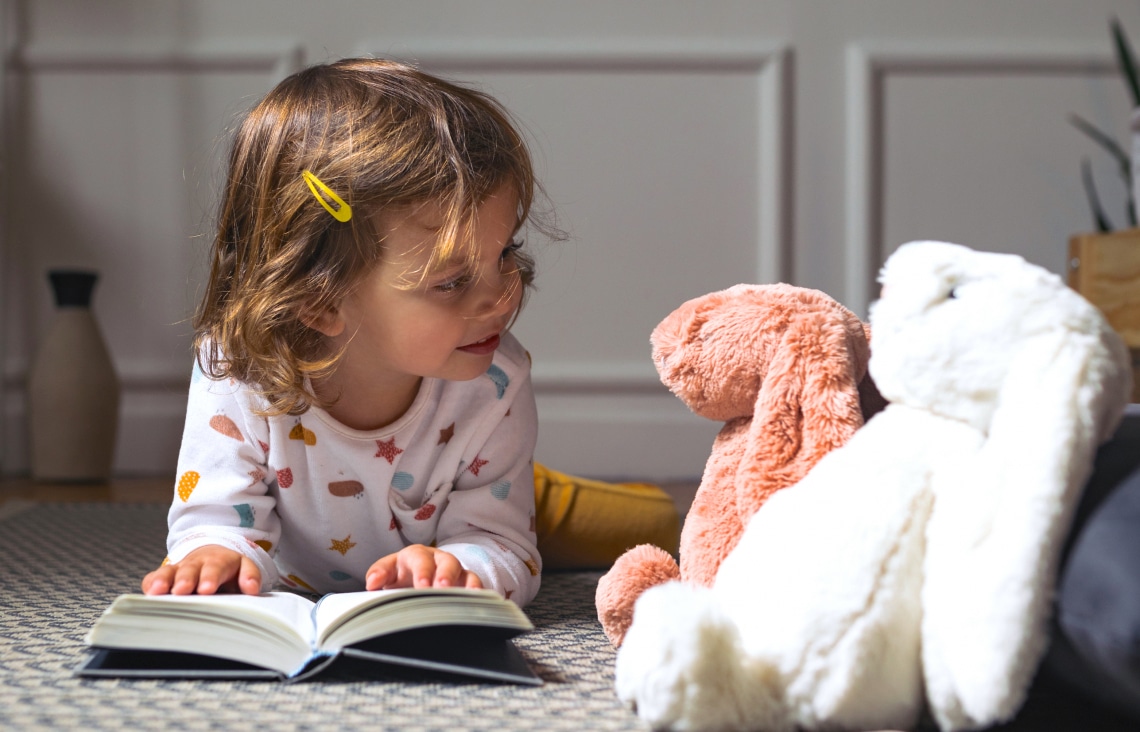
[{"x1": 77, "y1": 588, "x2": 540, "y2": 684}]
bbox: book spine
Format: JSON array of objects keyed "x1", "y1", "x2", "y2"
[{"x1": 287, "y1": 650, "x2": 338, "y2": 681}]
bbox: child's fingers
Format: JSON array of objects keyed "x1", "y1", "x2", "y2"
[
  {"x1": 175, "y1": 548, "x2": 241, "y2": 595},
  {"x1": 171, "y1": 561, "x2": 205, "y2": 595},
  {"x1": 431, "y1": 552, "x2": 466, "y2": 587},
  {"x1": 428, "y1": 548, "x2": 483, "y2": 589},
  {"x1": 366, "y1": 547, "x2": 485, "y2": 591},
  {"x1": 401, "y1": 547, "x2": 438, "y2": 588},
  {"x1": 462, "y1": 570, "x2": 483, "y2": 589},
  {"x1": 141, "y1": 566, "x2": 175, "y2": 595},
  {"x1": 238, "y1": 556, "x2": 262, "y2": 595},
  {"x1": 140, "y1": 546, "x2": 250, "y2": 595},
  {"x1": 428, "y1": 550, "x2": 483, "y2": 589},
  {"x1": 191, "y1": 558, "x2": 234, "y2": 595},
  {"x1": 365, "y1": 555, "x2": 398, "y2": 591}
]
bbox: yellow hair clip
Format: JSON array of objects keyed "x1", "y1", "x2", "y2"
[{"x1": 302, "y1": 170, "x2": 352, "y2": 223}]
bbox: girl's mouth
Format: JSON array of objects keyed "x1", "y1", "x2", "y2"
[{"x1": 457, "y1": 333, "x2": 501, "y2": 355}]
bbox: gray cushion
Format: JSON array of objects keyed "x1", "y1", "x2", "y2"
[{"x1": 1049, "y1": 410, "x2": 1140, "y2": 721}]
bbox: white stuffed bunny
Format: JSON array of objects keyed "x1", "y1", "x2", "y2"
[{"x1": 614, "y1": 241, "x2": 1132, "y2": 732}]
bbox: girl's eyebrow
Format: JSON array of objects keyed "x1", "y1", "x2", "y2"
[{"x1": 423, "y1": 247, "x2": 473, "y2": 275}]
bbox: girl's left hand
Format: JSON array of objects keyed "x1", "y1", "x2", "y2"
[{"x1": 365, "y1": 545, "x2": 484, "y2": 591}]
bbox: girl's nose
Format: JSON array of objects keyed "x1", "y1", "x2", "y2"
[{"x1": 469, "y1": 269, "x2": 520, "y2": 319}]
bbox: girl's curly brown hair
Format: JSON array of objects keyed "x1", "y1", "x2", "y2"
[{"x1": 194, "y1": 57, "x2": 551, "y2": 416}]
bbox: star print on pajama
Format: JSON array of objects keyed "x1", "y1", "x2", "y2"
[
  {"x1": 468, "y1": 455, "x2": 489, "y2": 476},
  {"x1": 375, "y1": 437, "x2": 404, "y2": 464},
  {"x1": 329, "y1": 535, "x2": 356, "y2": 555},
  {"x1": 165, "y1": 332, "x2": 543, "y2": 603}
]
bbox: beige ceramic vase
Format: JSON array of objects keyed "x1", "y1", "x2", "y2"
[{"x1": 27, "y1": 270, "x2": 120, "y2": 481}]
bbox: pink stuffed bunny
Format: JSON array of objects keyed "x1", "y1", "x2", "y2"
[{"x1": 595, "y1": 283, "x2": 885, "y2": 646}]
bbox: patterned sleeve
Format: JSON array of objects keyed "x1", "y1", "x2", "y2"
[
  {"x1": 165, "y1": 363, "x2": 280, "y2": 590},
  {"x1": 436, "y1": 361, "x2": 542, "y2": 606}
]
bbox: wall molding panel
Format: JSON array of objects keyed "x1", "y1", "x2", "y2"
[
  {"x1": 370, "y1": 38, "x2": 793, "y2": 395},
  {"x1": 0, "y1": 0, "x2": 9, "y2": 474},
  {"x1": 7, "y1": 2, "x2": 1133, "y2": 479},
  {"x1": 2, "y1": 36, "x2": 790, "y2": 478},
  {"x1": 844, "y1": 41, "x2": 1115, "y2": 317},
  {"x1": 1, "y1": 39, "x2": 304, "y2": 475},
  {"x1": 400, "y1": 39, "x2": 793, "y2": 288},
  {"x1": 368, "y1": 39, "x2": 793, "y2": 478},
  {"x1": 10, "y1": 40, "x2": 304, "y2": 76}
]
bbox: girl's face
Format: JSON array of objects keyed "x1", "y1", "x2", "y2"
[{"x1": 314, "y1": 184, "x2": 524, "y2": 427}]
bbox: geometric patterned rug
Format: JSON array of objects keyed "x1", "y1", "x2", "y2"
[
  {"x1": 4, "y1": 502, "x2": 1138, "y2": 732},
  {"x1": 0, "y1": 502, "x2": 649, "y2": 731}
]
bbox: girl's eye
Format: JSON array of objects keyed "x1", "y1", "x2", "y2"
[
  {"x1": 433, "y1": 273, "x2": 473, "y2": 294},
  {"x1": 432, "y1": 240, "x2": 523, "y2": 294},
  {"x1": 501, "y1": 239, "x2": 524, "y2": 262}
]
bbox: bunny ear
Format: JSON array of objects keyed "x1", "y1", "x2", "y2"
[
  {"x1": 921, "y1": 324, "x2": 1132, "y2": 730},
  {"x1": 733, "y1": 316, "x2": 868, "y2": 518}
]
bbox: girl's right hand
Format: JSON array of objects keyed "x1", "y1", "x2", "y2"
[
  {"x1": 365, "y1": 544, "x2": 484, "y2": 591},
  {"x1": 141, "y1": 545, "x2": 262, "y2": 596}
]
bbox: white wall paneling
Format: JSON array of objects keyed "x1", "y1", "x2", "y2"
[
  {"x1": 2, "y1": 40, "x2": 303, "y2": 475},
  {"x1": 6, "y1": 1, "x2": 1140, "y2": 482},
  {"x1": 370, "y1": 40, "x2": 791, "y2": 478},
  {"x1": 0, "y1": 0, "x2": 9, "y2": 474},
  {"x1": 845, "y1": 42, "x2": 1118, "y2": 317}
]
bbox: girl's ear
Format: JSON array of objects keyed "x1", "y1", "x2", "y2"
[{"x1": 298, "y1": 303, "x2": 346, "y2": 337}]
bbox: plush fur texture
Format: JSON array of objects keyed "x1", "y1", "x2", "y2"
[
  {"x1": 613, "y1": 241, "x2": 1133, "y2": 732},
  {"x1": 595, "y1": 283, "x2": 884, "y2": 647}
]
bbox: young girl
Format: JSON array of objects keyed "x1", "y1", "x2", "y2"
[{"x1": 141, "y1": 57, "x2": 547, "y2": 606}]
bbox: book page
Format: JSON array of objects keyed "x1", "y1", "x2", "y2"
[
  {"x1": 312, "y1": 588, "x2": 489, "y2": 636},
  {"x1": 114, "y1": 592, "x2": 316, "y2": 637},
  {"x1": 312, "y1": 589, "x2": 531, "y2": 650},
  {"x1": 87, "y1": 592, "x2": 320, "y2": 676}
]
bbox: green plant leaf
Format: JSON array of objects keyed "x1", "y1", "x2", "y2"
[
  {"x1": 1069, "y1": 114, "x2": 1135, "y2": 219},
  {"x1": 1112, "y1": 16, "x2": 1140, "y2": 107},
  {"x1": 1081, "y1": 157, "x2": 1115, "y2": 232},
  {"x1": 1069, "y1": 113, "x2": 1130, "y2": 171}
]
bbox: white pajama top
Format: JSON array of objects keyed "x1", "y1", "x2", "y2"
[{"x1": 165, "y1": 333, "x2": 541, "y2": 606}]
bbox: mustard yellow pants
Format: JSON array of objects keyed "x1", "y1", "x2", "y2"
[{"x1": 533, "y1": 463, "x2": 680, "y2": 570}]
